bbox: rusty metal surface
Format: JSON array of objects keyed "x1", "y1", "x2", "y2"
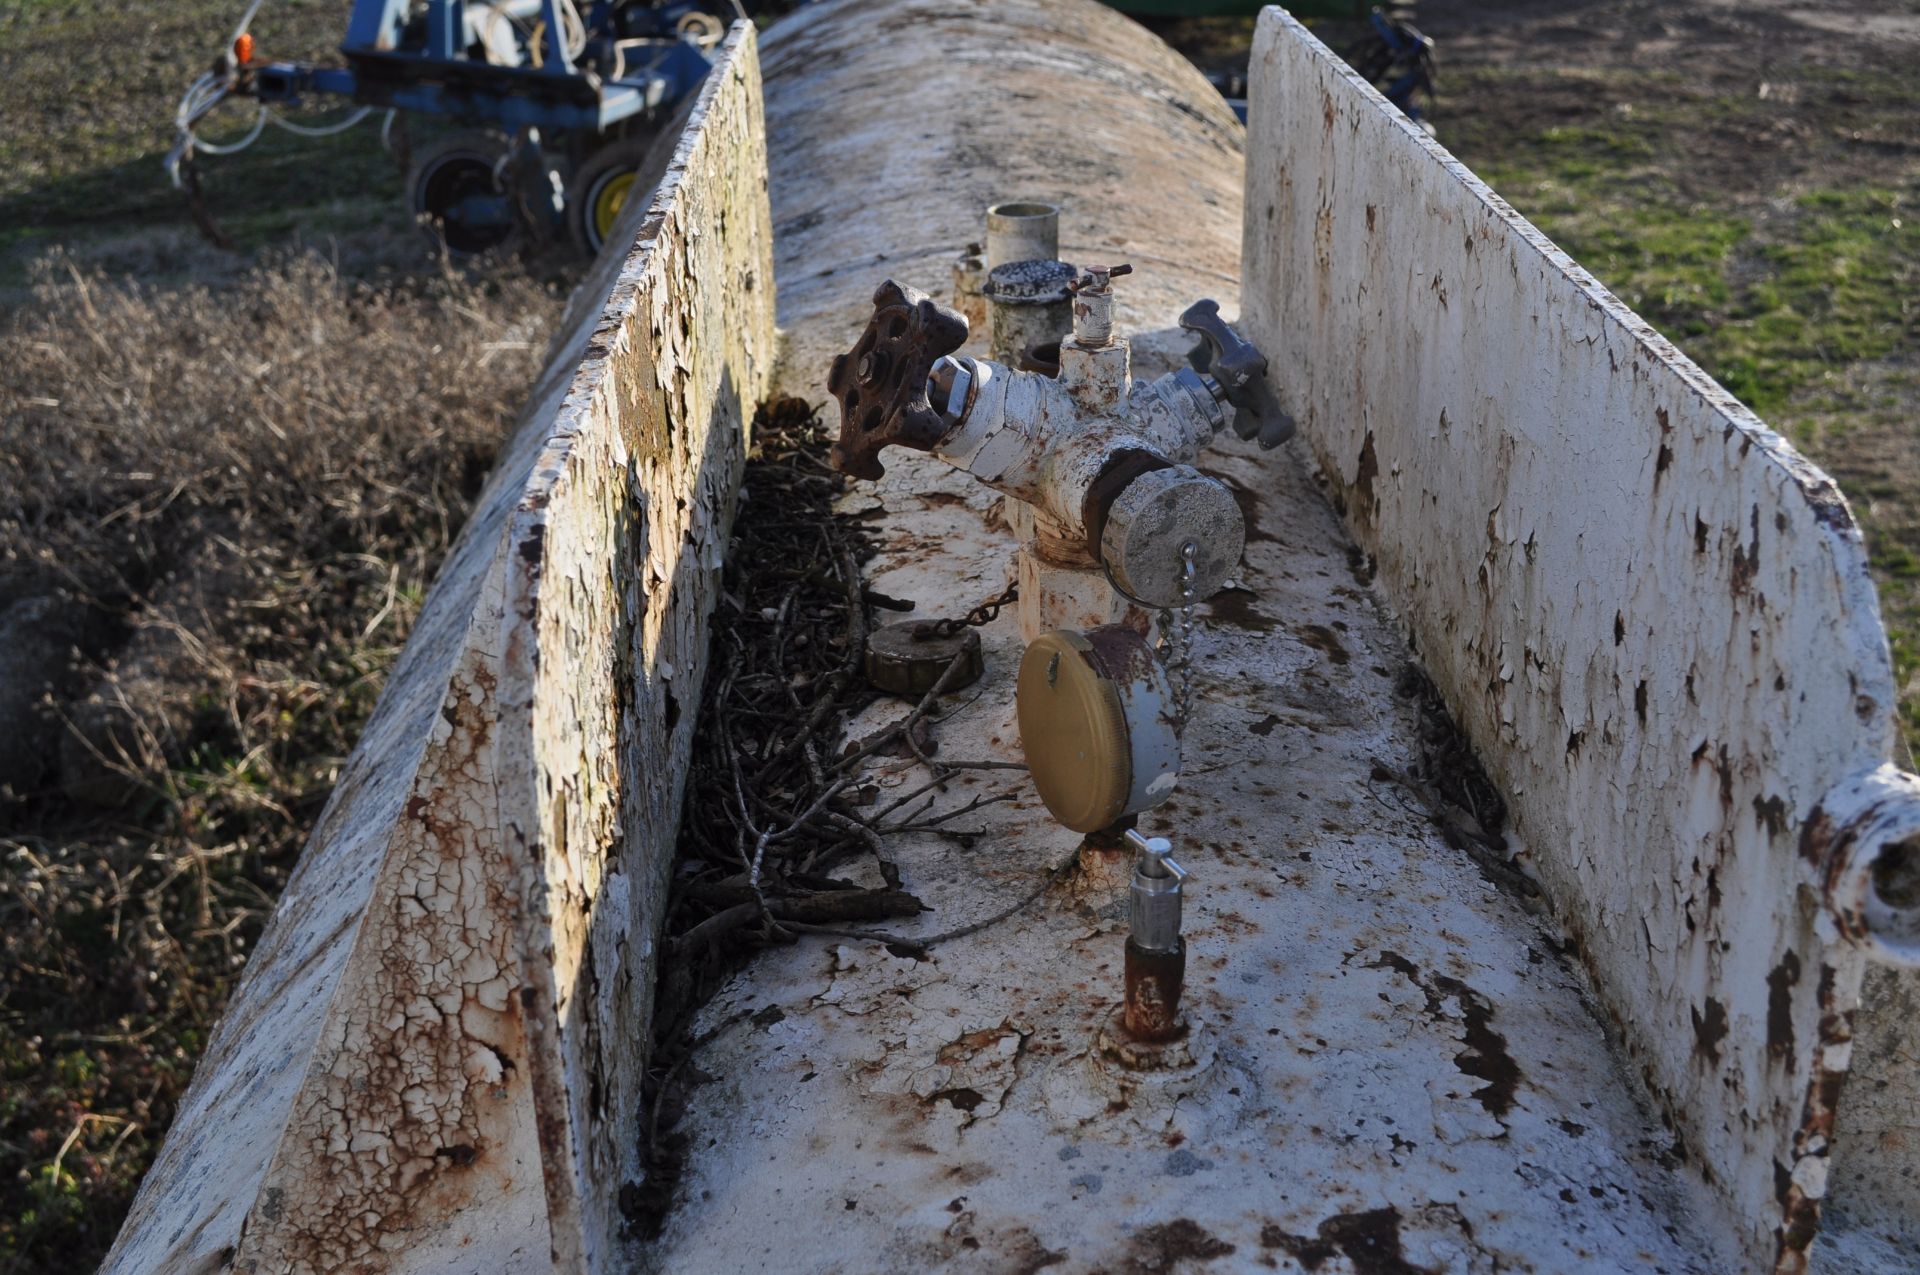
[
  {"x1": 1121, "y1": 939, "x2": 1187, "y2": 1043},
  {"x1": 102, "y1": 25, "x2": 773, "y2": 1273},
  {"x1": 1240, "y1": 11, "x2": 1916, "y2": 1270},
  {"x1": 760, "y1": 0, "x2": 1246, "y2": 390},
  {"x1": 865, "y1": 621, "x2": 986, "y2": 696},
  {"x1": 649, "y1": 412, "x2": 1734, "y2": 1273},
  {"x1": 104, "y1": 3, "x2": 1920, "y2": 1268},
  {"x1": 649, "y1": 3, "x2": 1744, "y2": 1268}
]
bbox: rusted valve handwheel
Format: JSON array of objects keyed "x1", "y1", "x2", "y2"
[{"x1": 827, "y1": 279, "x2": 970, "y2": 480}]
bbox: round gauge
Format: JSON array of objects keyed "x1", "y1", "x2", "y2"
[{"x1": 1016, "y1": 626, "x2": 1180, "y2": 834}]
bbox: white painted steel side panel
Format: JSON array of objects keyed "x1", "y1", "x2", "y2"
[
  {"x1": 498, "y1": 33, "x2": 775, "y2": 1270},
  {"x1": 102, "y1": 26, "x2": 773, "y2": 1273},
  {"x1": 1241, "y1": 11, "x2": 1904, "y2": 1271}
]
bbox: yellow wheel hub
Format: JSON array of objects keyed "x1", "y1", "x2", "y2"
[{"x1": 592, "y1": 171, "x2": 637, "y2": 245}]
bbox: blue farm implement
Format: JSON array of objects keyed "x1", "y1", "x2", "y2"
[{"x1": 169, "y1": 0, "x2": 759, "y2": 256}]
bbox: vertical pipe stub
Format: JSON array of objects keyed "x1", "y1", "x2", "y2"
[
  {"x1": 1820, "y1": 763, "x2": 1920, "y2": 966},
  {"x1": 1069, "y1": 263, "x2": 1132, "y2": 348},
  {"x1": 952, "y1": 242, "x2": 986, "y2": 332},
  {"x1": 986, "y1": 200, "x2": 1061, "y2": 270},
  {"x1": 1123, "y1": 828, "x2": 1189, "y2": 1042}
]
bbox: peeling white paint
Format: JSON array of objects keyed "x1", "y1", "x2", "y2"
[
  {"x1": 1241, "y1": 10, "x2": 1916, "y2": 1270},
  {"x1": 103, "y1": 25, "x2": 772, "y2": 1274},
  {"x1": 655, "y1": 426, "x2": 1739, "y2": 1274},
  {"x1": 498, "y1": 28, "x2": 774, "y2": 1267}
]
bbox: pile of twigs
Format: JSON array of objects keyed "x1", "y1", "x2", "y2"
[
  {"x1": 1372, "y1": 665, "x2": 1531, "y2": 899},
  {"x1": 626, "y1": 397, "x2": 1036, "y2": 1237}
]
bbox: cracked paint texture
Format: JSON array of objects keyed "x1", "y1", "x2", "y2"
[
  {"x1": 104, "y1": 25, "x2": 772, "y2": 1275},
  {"x1": 1241, "y1": 11, "x2": 1913, "y2": 1270},
  {"x1": 498, "y1": 23, "x2": 774, "y2": 1273}
]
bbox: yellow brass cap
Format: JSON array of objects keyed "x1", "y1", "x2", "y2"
[{"x1": 1017, "y1": 630, "x2": 1132, "y2": 833}]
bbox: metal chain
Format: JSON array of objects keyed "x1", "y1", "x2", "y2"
[
  {"x1": 1159, "y1": 543, "x2": 1198, "y2": 731},
  {"x1": 919, "y1": 582, "x2": 1020, "y2": 640}
]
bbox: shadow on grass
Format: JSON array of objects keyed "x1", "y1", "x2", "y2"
[{"x1": 0, "y1": 126, "x2": 410, "y2": 281}]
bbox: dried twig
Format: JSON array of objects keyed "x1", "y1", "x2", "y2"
[
  {"x1": 785, "y1": 852, "x2": 1076, "y2": 956},
  {"x1": 831, "y1": 649, "x2": 973, "y2": 775}
]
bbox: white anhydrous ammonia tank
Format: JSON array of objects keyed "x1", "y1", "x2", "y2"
[{"x1": 107, "y1": 4, "x2": 1919, "y2": 1273}]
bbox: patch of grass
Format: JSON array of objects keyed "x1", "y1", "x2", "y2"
[
  {"x1": 0, "y1": 252, "x2": 561, "y2": 1271},
  {"x1": 1458, "y1": 84, "x2": 1919, "y2": 412},
  {"x1": 0, "y1": 0, "x2": 427, "y2": 274},
  {"x1": 1890, "y1": 632, "x2": 1920, "y2": 745},
  {"x1": 1715, "y1": 189, "x2": 1918, "y2": 413},
  {"x1": 1475, "y1": 124, "x2": 1751, "y2": 339},
  {"x1": 1447, "y1": 69, "x2": 1920, "y2": 744},
  {"x1": 1874, "y1": 542, "x2": 1920, "y2": 580}
]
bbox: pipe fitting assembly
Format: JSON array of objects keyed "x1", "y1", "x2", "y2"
[
  {"x1": 827, "y1": 262, "x2": 1289, "y2": 837},
  {"x1": 825, "y1": 271, "x2": 1285, "y2": 616}
]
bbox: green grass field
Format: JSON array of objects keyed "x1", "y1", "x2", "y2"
[
  {"x1": 1439, "y1": 61, "x2": 1920, "y2": 742},
  {"x1": 0, "y1": 0, "x2": 417, "y2": 287},
  {"x1": 4, "y1": 11, "x2": 351, "y2": 202}
]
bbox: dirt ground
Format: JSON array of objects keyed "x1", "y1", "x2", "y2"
[{"x1": 1, "y1": 0, "x2": 1915, "y2": 1269}]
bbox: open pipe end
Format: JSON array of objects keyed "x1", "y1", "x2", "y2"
[
  {"x1": 1862, "y1": 837, "x2": 1920, "y2": 960},
  {"x1": 985, "y1": 199, "x2": 1061, "y2": 271},
  {"x1": 1823, "y1": 764, "x2": 1920, "y2": 966}
]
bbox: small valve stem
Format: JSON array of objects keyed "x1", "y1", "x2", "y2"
[
  {"x1": 1123, "y1": 827, "x2": 1189, "y2": 1042},
  {"x1": 1069, "y1": 262, "x2": 1132, "y2": 347}
]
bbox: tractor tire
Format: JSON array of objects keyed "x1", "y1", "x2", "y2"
[
  {"x1": 568, "y1": 135, "x2": 658, "y2": 260},
  {"x1": 408, "y1": 129, "x2": 524, "y2": 260}
]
